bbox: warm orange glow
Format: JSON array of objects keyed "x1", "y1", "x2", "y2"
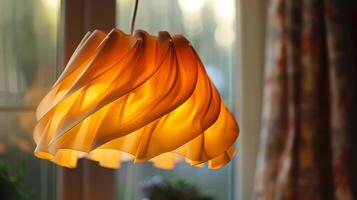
[{"x1": 34, "y1": 29, "x2": 239, "y2": 169}]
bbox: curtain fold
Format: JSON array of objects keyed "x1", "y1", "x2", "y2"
[{"x1": 254, "y1": 0, "x2": 357, "y2": 199}]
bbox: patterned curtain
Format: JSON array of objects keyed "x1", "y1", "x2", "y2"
[{"x1": 254, "y1": 0, "x2": 357, "y2": 199}]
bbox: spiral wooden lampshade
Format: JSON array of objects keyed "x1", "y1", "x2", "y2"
[{"x1": 33, "y1": 29, "x2": 239, "y2": 169}]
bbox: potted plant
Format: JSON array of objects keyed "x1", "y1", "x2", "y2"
[
  {"x1": 0, "y1": 161, "x2": 29, "y2": 200},
  {"x1": 141, "y1": 176, "x2": 214, "y2": 200}
]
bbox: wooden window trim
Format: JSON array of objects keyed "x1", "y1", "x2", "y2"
[{"x1": 56, "y1": 1, "x2": 116, "y2": 200}]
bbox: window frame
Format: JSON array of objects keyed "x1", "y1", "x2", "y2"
[
  {"x1": 56, "y1": 1, "x2": 116, "y2": 200},
  {"x1": 234, "y1": 0, "x2": 267, "y2": 199}
]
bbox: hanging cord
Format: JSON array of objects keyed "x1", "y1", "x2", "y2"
[{"x1": 130, "y1": 0, "x2": 140, "y2": 35}]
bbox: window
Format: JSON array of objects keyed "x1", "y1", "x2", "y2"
[
  {"x1": 0, "y1": 0, "x2": 59, "y2": 199},
  {"x1": 116, "y1": 0, "x2": 237, "y2": 199},
  {"x1": 0, "y1": 1, "x2": 269, "y2": 199}
]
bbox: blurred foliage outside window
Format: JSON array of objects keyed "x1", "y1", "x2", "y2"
[{"x1": 0, "y1": 0, "x2": 59, "y2": 199}]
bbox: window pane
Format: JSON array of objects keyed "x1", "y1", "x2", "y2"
[
  {"x1": 116, "y1": 0, "x2": 236, "y2": 199},
  {"x1": 0, "y1": 0, "x2": 59, "y2": 199}
]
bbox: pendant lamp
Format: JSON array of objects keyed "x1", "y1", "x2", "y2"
[{"x1": 33, "y1": 0, "x2": 239, "y2": 169}]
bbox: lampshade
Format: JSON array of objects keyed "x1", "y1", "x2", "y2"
[{"x1": 33, "y1": 29, "x2": 239, "y2": 169}]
